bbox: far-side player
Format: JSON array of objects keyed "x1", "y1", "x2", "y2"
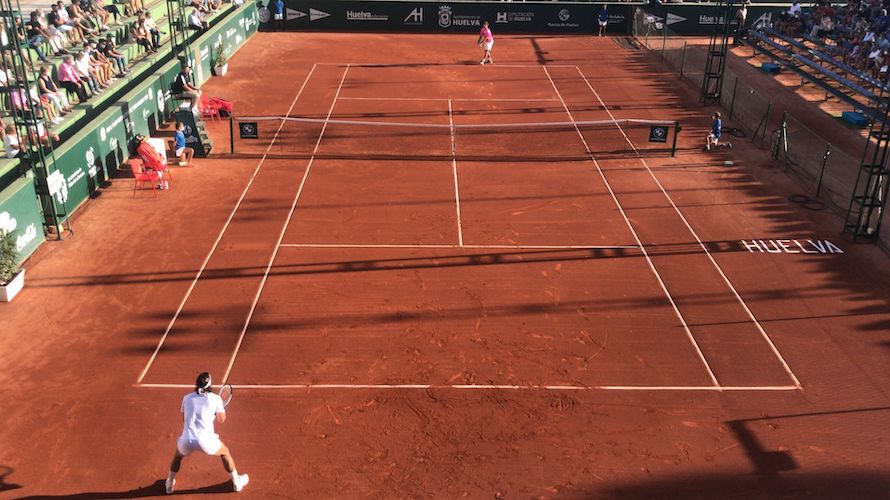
[
  {"x1": 706, "y1": 112, "x2": 733, "y2": 151},
  {"x1": 165, "y1": 372, "x2": 249, "y2": 494},
  {"x1": 478, "y1": 20, "x2": 494, "y2": 65},
  {"x1": 598, "y1": 5, "x2": 609, "y2": 37}
]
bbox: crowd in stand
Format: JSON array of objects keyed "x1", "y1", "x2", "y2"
[
  {"x1": 776, "y1": 0, "x2": 890, "y2": 82},
  {"x1": 0, "y1": 0, "x2": 232, "y2": 159}
]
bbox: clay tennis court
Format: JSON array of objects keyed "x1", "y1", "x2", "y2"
[{"x1": 2, "y1": 33, "x2": 890, "y2": 498}]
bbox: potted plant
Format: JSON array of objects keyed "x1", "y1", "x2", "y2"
[
  {"x1": 212, "y1": 42, "x2": 229, "y2": 77},
  {"x1": 0, "y1": 230, "x2": 24, "y2": 302}
]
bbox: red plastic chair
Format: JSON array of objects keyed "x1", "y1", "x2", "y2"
[
  {"x1": 198, "y1": 92, "x2": 220, "y2": 121},
  {"x1": 130, "y1": 159, "x2": 162, "y2": 197}
]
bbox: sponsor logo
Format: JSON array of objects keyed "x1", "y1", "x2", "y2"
[
  {"x1": 666, "y1": 13, "x2": 686, "y2": 25},
  {"x1": 142, "y1": 108, "x2": 152, "y2": 120},
  {"x1": 286, "y1": 8, "x2": 306, "y2": 21},
  {"x1": 258, "y1": 7, "x2": 270, "y2": 23},
  {"x1": 496, "y1": 11, "x2": 534, "y2": 24},
  {"x1": 109, "y1": 137, "x2": 118, "y2": 152},
  {"x1": 741, "y1": 239, "x2": 844, "y2": 254},
  {"x1": 125, "y1": 118, "x2": 133, "y2": 134},
  {"x1": 438, "y1": 5, "x2": 452, "y2": 28},
  {"x1": 0, "y1": 212, "x2": 16, "y2": 233},
  {"x1": 310, "y1": 8, "x2": 330, "y2": 21},
  {"x1": 99, "y1": 126, "x2": 106, "y2": 142},
  {"x1": 404, "y1": 7, "x2": 423, "y2": 24},
  {"x1": 608, "y1": 14, "x2": 626, "y2": 23},
  {"x1": 157, "y1": 89, "x2": 166, "y2": 112},
  {"x1": 0, "y1": 212, "x2": 37, "y2": 252},
  {"x1": 699, "y1": 15, "x2": 726, "y2": 25},
  {"x1": 549, "y1": 9, "x2": 578, "y2": 28},
  {"x1": 85, "y1": 147, "x2": 96, "y2": 179},
  {"x1": 47, "y1": 170, "x2": 69, "y2": 205},
  {"x1": 347, "y1": 10, "x2": 388, "y2": 21}
]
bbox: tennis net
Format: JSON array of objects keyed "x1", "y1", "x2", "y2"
[{"x1": 223, "y1": 115, "x2": 682, "y2": 161}]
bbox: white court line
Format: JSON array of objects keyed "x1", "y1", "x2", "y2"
[
  {"x1": 448, "y1": 99, "x2": 464, "y2": 246},
  {"x1": 138, "y1": 383, "x2": 800, "y2": 392},
  {"x1": 542, "y1": 66, "x2": 721, "y2": 388},
  {"x1": 278, "y1": 243, "x2": 639, "y2": 250},
  {"x1": 575, "y1": 66, "x2": 802, "y2": 389},
  {"x1": 135, "y1": 65, "x2": 319, "y2": 384},
  {"x1": 338, "y1": 97, "x2": 560, "y2": 102},
  {"x1": 220, "y1": 65, "x2": 352, "y2": 385}
]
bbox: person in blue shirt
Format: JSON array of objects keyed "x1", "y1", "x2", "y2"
[
  {"x1": 598, "y1": 6, "x2": 609, "y2": 37},
  {"x1": 173, "y1": 121, "x2": 196, "y2": 167},
  {"x1": 272, "y1": 0, "x2": 284, "y2": 31},
  {"x1": 706, "y1": 111, "x2": 732, "y2": 151}
]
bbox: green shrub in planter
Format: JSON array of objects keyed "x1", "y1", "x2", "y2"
[{"x1": 0, "y1": 230, "x2": 19, "y2": 286}]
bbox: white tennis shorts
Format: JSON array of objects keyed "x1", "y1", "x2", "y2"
[
  {"x1": 599, "y1": 20, "x2": 608, "y2": 27},
  {"x1": 273, "y1": 13, "x2": 283, "y2": 20},
  {"x1": 483, "y1": 40, "x2": 493, "y2": 51},
  {"x1": 177, "y1": 435, "x2": 222, "y2": 456},
  {"x1": 175, "y1": 147, "x2": 186, "y2": 157}
]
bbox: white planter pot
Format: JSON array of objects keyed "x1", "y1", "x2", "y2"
[
  {"x1": 0, "y1": 268, "x2": 24, "y2": 302},
  {"x1": 213, "y1": 63, "x2": 228, "y2": 77}
]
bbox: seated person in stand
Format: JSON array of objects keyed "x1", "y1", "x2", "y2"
[
  {"x1": 57, "y1": 54, "x2": 89, "y2": 102},
  {"x1": 187, "y1": 9, "x2": 208, "y2": 31}
]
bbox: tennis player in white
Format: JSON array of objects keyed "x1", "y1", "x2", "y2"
[{"x1": 165, "y1": 372, "x2": 248, "y2": 494}]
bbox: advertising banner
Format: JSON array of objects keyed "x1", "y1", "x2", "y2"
[
  {"x1": 258, "y1": 1, "x2": 619, "y2": 34},
  {"x1": 0, "y1": 174, "x2": 45, "y2": 262},
  {"x1": 258, "y1": 1, "x2": 787, "y2": 36}
]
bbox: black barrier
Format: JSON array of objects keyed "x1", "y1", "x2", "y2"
[
  {"x1": 257, "y1": 1, "x2": 792, "y2": 35},
  {"x1": 258, "y1": 1, "x2": 630, "y2": 34}
]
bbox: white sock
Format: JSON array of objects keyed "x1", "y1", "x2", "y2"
[
  {"x1": 168, "y1": 471, "x2": 177, "y2": 481},
  {"x1": 230, "y1": 469, "x2": 239, "y2": 480}
]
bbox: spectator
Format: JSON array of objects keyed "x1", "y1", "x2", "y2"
[
  {"x1": 57, "y1": 54, "x2": 89, "y2": 102},
  {"x1": 143, "y1": 11, "x2": 162, "y2": 48},
  {"x1": 4, "y1": 124, "x2": 20, "y2": 158},
  {"x1": 734, "y1": 0, "x2": 750, "y2": 46},
  {"x1": 188, "y1": 9, "x2": 208, "y2": 31},
  {"x1": 49, "y1": 3, "x2": 81, "y2": 44},
  {"x1": 98, "y1": 39, "x2": 126, "y2": 75},
  {"x1": 74, "y1": 50, "x2": 106, "y2": 94},
  {"x1": 126, "y1": 0, "x2": 146, "y2": 17},
  {"x1": 37, "y1": 65, "x2": 73, "y2": 116},
  {"x1": 97, "y1": 0, "x2": 120, "y2": 23},
  {"x1": 64, "y1": 0, "x2": 98, "y2": 36},
  {"x1": 172, "y1": 65, "x2": 201, "y2": 107},
  {"x1": 69, "y1": 0, "x2": 99, "y2": 34},
  {"x1": 132, "y1": 18, "x2": 157, "y2": 53}
]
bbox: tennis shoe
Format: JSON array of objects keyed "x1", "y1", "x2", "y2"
[
  {"x1": 728, "y1": 142, "x2": 733, "y2": 149},
  {"x1": 165, "y1": 478, "x2": 175, "y2": 494},
  {"x1": 233, "y1": 473, "x2": 249, "y2": 492}
]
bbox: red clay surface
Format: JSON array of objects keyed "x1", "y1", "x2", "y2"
[{"x1": 2, "y1": 33, "x2": 890, "y2": 499}]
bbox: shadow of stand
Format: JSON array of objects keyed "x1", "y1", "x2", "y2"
[{"x1": 18, "y1": 479, "x2": 232, "y2": 499}]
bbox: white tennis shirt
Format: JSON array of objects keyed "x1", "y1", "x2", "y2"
[{"x1": 180, "y1": 392, "x2": 225, "y2": 440}]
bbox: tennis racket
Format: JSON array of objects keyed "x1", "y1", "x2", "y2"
[{"x1": 219, "y1": 384, "x2": 233, "y2": 407}]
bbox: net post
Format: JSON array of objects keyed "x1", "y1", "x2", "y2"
[
  {"x1": 816, "y1": 143, "x2": 831, "y2": 197},
  {"x1": 671, "y1": 121, "x2": 681, "y2": 157},
  {"x1": 229, "y1": 116, "x2": 235, "y2": 154}
]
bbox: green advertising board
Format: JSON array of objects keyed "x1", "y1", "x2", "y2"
[{"x1": 0, "y1": 174, "x2": 46, "y2": 263}]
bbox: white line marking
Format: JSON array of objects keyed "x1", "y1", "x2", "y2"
[
  {"x1": 448, "y1": 99, "x2": 464, "y2": 246},
  {"x1": 338, "y1": 97, "x2": 560, "y2": 102},
  {"x1": 137, "y1": 383, "x2": 801, "y2": 391},
  {"x1": 278, "y1": 243, "x2": 639, "y2": 250},
  {"x1": 542, "y1": 65, "x2": 721, "y2": 388},
  {"x1": 136, "y1": 65, "x2": 319, "y2": 384},
  {"x1": 220, "y1": 66, "x2": 352, "y2": 385},
  {"x1": 575, "y1": 66, "x2": 802, "y2": 389}
]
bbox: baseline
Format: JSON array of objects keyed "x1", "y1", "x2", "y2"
[{"x1": 138, "y1": 383, "x2": 800, "y2": 392}]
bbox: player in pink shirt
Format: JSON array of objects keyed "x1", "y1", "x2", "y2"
[{"x1": 477, "y1": 21, "x2": 494, "y2": 65}]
